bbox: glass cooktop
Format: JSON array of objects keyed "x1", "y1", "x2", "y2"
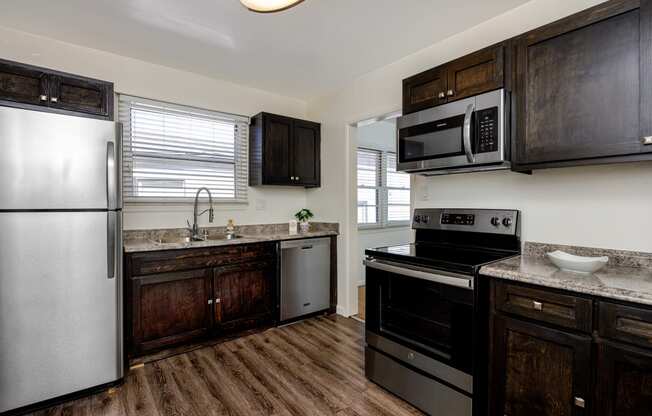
[{"x1": 365, "y1": 243, "x2": 516, "y2": 275}]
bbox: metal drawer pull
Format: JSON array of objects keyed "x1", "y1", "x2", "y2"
[
  {"x1": 208, "y1": 299, "x2": 213, "y2": 305},
  {"x1": 533, "y1": 301, "x2": 543, "y2": 311},
  {"x1": 39, "y1": 94, "x2": 48, "y2": 101},
  {"x1": 446, "y1": 89, "x2": 455, "y2": 96},
  {"x1": 50, "y1": 97, "x2": 58, "y2": 103},
  {"x1": 642, "y1": 136, "x2": 652, "y2": 145},
  {"x1": 574, "y1": 397, "x2": 586, "y2": 408},
  {"x1": 438, "y1": 91, "x2": 446, "y2": 99},
  {"x1": 215, "y1": 298, "x2": 221, "y2": 304}
]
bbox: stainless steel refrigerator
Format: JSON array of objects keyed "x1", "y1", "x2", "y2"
[{"x1": 0, "y1": 107, "x2": 123, "y2": 413}]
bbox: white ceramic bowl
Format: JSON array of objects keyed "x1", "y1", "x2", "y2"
[{"x1": 546, "y1": 250, "x2": 609, "y2": 274}]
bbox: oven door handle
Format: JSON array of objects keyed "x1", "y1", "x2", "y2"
[
  {"x1": 463, "y1": 102, "x2": 475, "y2": 163},
  {"x1": 364, "y1": 258, "x2": 474, "y2": 290}
]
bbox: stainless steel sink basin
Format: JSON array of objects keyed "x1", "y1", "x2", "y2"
[
  {"x1": 205, "y1": 234, "x2": 242, "y2": 241},
  {"x1": 150, "y1": 236, "x2": 191, "y2": 245}
]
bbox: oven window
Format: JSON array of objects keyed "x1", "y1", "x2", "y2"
[
  {"x1": 399, "y1": 114, "x2": 466, "y2": 163},
  {"x1": 367, "y1": 267, "x2": 474, "y2": 374}
]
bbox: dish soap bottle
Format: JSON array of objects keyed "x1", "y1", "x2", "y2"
[{"x1": 226, "y1": 219, "x2": 236, "y2": 239}]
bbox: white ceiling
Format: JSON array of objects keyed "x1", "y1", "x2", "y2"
[{"x1": 0, "y1": 0, "x2": 530, "y2": 100}]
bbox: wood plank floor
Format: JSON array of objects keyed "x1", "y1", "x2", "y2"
[{"x1": 30, "y1": 316, "x2": 423, "y2": 416}]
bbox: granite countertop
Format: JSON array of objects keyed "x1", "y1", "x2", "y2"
[
  {"x1": 480, "y1": 242, "x2": 652, "y2": 306},
  {"x1": 124, "y1": 222, "x2": 338, "y2": 253}
]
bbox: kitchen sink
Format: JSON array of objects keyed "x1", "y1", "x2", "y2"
[
  {"x1": 205, "y1": 234, "x2": 242, "y2": 241},
  {"x1": 150, "y1": 236, "x2": 191, "y2": 245}
]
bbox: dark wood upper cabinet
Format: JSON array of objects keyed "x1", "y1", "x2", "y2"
[
  {"x1": 513, "y1": 0, "x2": 652, "y2": 170},
  {"x1": 595, "y1": 341, "x2": 652, "y2": 416},
  {"x1": 490, "y1": 315, "x2": 592, "y2": 416},
  {"x1": 0, "y1": 59, "x2": 113, "y2": 120},
  {"x1": 213, "y1": 259, "x2": 276, "y2": 333},
  {"x1": 130, "y1": 269, "x2": 213, "y2": 355},
  {"x1": 49, "y1": 75, "x2": 112, "y2": 118},
  {"x1": 249, "y1": 112, "x2": 321, "y2": 188},
  {"x1": 0, "y1": 60, "x2": 48, "y2": 106},
  {"x1": 292, "y1": 119, "x2": 321, "y2": 187},
  {"x1": 402, "y1": 65, "x2": 447, "y2": 115},
  {"x1": 402, "y1": 44, "x2": 504, "y2": 115}
]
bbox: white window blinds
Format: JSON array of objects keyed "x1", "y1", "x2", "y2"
[
  {"x1": 119, "y1": 94, "x2": 249, "y2": 202},
  {"x1": 357, "y1": 148, "x2": 411, "y2": 227}
]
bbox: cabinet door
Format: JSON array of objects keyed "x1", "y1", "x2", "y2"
[
  {"x1": 402, "y1": 65, "x2": 448, "y2": 114},
  {"x1": 131, "y1": 269, "x2": 212, "y2": 354},
  {"x1": 263, "y1": 113, "x2": 293, "y2": 184},
  {"x1": 490, "y1": 316, "x2": 592, "y2": 416},
  {"x1": 49, "y1": 75, "x2": 112, "y2": 118},
  {"x1": 445, "y1": 44, "x2": 504, "y2": 102},
  {"x1": 514, "y1": 2, "x2": 652, "y2": 168},
  {"x1": 595, "y1": 341, "x2": 652, "y2": 416},
  {"x1": 0, "y1": 60, "x2": 48, "y2": 106},
  {"x1": 292, "y1": 119, "x2": 321, "y2": 187},
  {"x1": 214, "y1": 260, "x2": 276, "y2": 332}
]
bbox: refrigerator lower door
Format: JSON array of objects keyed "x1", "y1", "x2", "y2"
[
  {"x1": 0, "y1": 106, "x2": 120, "y2": 210},
  {"x1": 0, "y1": 211, "x2": 123, "y2": 413}
]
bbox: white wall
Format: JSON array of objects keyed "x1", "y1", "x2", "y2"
[
  {"x1": 357, "y1": 119, "x2": 397, "y2": 152},
  {"x1": 0, "y1": 26, "x2": 309, "y2": 230},
  {"x1": 305, "y1": 0, "x2": 652, "y2": 316}
]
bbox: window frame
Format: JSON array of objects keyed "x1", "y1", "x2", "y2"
[
  {"x1": 118, "y1": 94, "x2": 249, "y2": 204},
  {"x1": 357, "y1": 147, "x2": 411, "y2": 230}
]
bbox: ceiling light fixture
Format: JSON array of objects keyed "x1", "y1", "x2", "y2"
[{"x1": 240, "y1": 0, "x2": 304, "y2": 13}]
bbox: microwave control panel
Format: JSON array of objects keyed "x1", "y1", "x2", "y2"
[{"x1": 476, "y1": 107, "x2": 499, "y2": 153}]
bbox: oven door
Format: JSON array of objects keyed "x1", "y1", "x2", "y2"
[
  {"x1": 365, "y1": 258, "x2": 474, "y2": 375},
  {"x1": 397, "y1": 89, "x2": 505, "y2": 172}
]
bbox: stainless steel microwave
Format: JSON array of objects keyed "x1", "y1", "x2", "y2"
[{"x1": 397, "y1": 89, "x2": 509, "y2": 174}]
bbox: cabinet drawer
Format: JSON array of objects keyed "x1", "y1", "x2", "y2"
[
  {"x1": 599, "y1": 301, "x2": 652, "y2": 349},
  {"x1": 494, "y1": 281, "x2": 593, "y2": 333},
  {"x1": 129, "y1": 243, "x2": 276, "y2": 276}
]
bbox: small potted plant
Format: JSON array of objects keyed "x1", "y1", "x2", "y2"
[{"x1": 294, "y1": 208, "x2": 314, "y2": 233}]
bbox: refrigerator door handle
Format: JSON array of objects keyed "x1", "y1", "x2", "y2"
[
  {"x1": 107, "y1": 211, "x2": 116, "y2": 279},
  {"x1": 106, "y1": 141, "x2": 117, "y2": 210}
]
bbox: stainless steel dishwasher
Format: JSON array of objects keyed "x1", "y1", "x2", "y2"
[{"x1": 280, "y1": 237, "x2": 331, "y2": 321}]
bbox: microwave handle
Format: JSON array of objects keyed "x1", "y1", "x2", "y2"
[{"x1": 463, "y1": 103, "x2": 475, "y2": 163}]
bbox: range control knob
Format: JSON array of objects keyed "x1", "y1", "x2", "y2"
[
  {"x1": 502, "y1": 217, "x2": 513, "y2": 227},
  {"x1": 422, "y1": 215, "x2": 430, "y2": 224},
  {"x1": 490, "y1": 217, "x2": 501, "y2": 227},
  {"x1": 414, "y1": 215, "x2": 421, "y2": 223}
]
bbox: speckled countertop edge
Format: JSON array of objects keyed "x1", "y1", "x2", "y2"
[
  {"x1": 480, "y1": 242, "x2": 652, "y2": 306},
  {"x1": 123, "y1": 222, "x2": 339, "y2": 253}
]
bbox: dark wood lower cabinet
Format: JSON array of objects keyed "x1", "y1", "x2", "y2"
[
  {"x1": 595, "y1": 341, "x2": 652, "y2": 416},
  {"x1": 488, "y1": 279, "x2": 652, "y2": 416},
  {"x1": 490, "y1": 315, "x2": 591, "y2": 416},
  {"x1": 214, "y1": 260, "x2": 276, "y2": 332},
  {"x1": 130, "y1": 269, "x2": 213, "y2": 355},
  {"x1": 126, "y1": 243, "x2": 278, "y2": 356}
]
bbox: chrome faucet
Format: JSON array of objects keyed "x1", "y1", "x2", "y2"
[{"x1": 187, "y1": 187, "x2": 214, "y2": 241}]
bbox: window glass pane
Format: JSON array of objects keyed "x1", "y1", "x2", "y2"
[
  {"x1": 387, "y1": 153, "x2": 410, "y2": 189},
  {"x1": 357, "y1": 149, "x2": 380, "y2": 187},
  {"x1": 120, "y1": 95, "x2": 248, "y2": 201},
  {"x1": 357, "y1": 188, "x2": 378, "y2": 224},
  {"x1": 388, "y1": 189, "x2": 410, "y2": 205},
  {"x1": 388, "y1": 205, "x2": 411, "y2": 222}
]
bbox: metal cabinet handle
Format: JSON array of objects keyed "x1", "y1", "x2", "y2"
[
  {"x1": 574, "y1": 397, "x2": 586, "y2": 408},
  {"x1": 50, "y1": 97, "x2": 58, "y2": 103},
  {"x1": 39, "y1": 94, "x2": 48, "y2": 101},
  {"x1": 208, "y1": 299, "x2": 213, "y2": 305},
  {"x1": 437, "y1": 91, "x2": 446, "y2": 99},
  {"x1": 642, "y1": 136, "x2": 652, "y2": 145},
  {"x1": 533, "y1": 301, "x2": 543, "y2": 311},
  {"x1": 296, "y1": 176, "x2": 300, "y2": 181},
  {"x1": 446, "y1": 89, "x2": 455, "y2": 97},
  {"x1": 215, "y1": 298, "x2": 221, "y2": 304}
]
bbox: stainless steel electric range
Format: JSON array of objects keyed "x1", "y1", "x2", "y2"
[{"x1": 364, "y1": 208, "x2": 521, "y2": 416}]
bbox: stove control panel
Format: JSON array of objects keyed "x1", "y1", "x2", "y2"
[{"x1": 413, "y1": 208, "x2": 520, "y2": 236}]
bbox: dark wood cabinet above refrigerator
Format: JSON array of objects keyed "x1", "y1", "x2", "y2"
[
  {"x1": 249, "y1": 112, "x2": 321, "y2": 188},
  {"x1": 0, "y1": 58, "x2": 114, "y2": 120}
]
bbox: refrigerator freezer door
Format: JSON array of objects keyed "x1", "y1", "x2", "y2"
[
  {"x1": 0, "y1": 107, "x2": 120, "y2": 210},
  {"x1": 0, "y1": 211, "x2": 123, "y2": 413}
]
